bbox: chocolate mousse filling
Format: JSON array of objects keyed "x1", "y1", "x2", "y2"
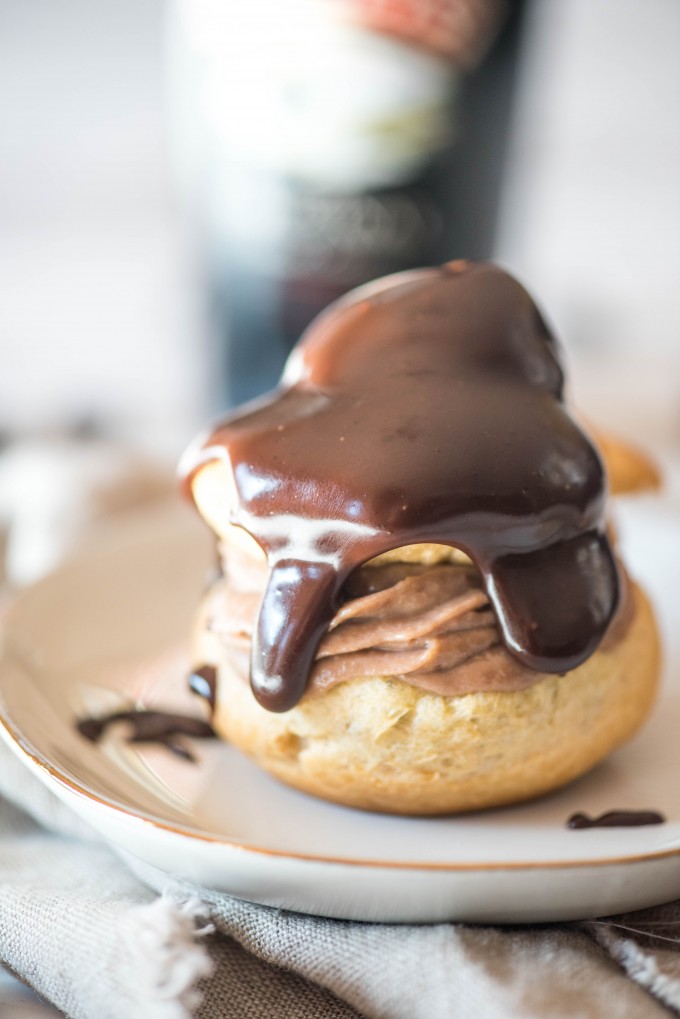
[{"x1": 201, "y1": 544, "x2": 632, "y2": 703}]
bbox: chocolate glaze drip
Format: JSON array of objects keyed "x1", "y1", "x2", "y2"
[
  {"x1": 188, "y1": 664, "x2": 218, "y2": 713},
  {"x1": 77, "y1": 709, "x2": 216, "y2": 761},
  {"x1": 567, "y1": 810, "x2": 666, "y2": 829},
  {"x1": 180, "y1": 261, "x2": 619, "y2": 712}
]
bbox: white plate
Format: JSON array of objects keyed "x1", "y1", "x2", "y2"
[{"x1": 0, "y1": 498, "x2": 679, "y2": 924}]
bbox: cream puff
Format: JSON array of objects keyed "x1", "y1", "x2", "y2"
[{"x1": 180, "y1": 261, "x2": 660, "y2": 814}]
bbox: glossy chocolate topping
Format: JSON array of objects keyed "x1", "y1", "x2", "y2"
[{"x1": 180, "y1": 261, "x2": 619, "y2": 712}]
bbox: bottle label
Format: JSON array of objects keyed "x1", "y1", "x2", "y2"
[
  {"x1": 343, "y1": 0, "x2": 505, "y2": 68},
  {"x1": 175, "y1": 0, "x2": 458, "y2": 191}
]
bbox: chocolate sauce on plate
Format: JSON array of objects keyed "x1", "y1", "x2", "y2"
[
  {"x1": 77, "y1": 709, "x2": 216, "y2": 761},
  {"x1": 567, "y1": 810, "x2": 666, "y2": 830},
  {"x1": 180, "y1": 262, "x2": 619, "y2": 712}
]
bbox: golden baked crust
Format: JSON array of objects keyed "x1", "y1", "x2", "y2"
[
  {"x1": 195, "y1": 581, "x2": 659, "y2": 815},
  {"x1": 592, "y1": 429, "x2": 661, "y2": 495}
]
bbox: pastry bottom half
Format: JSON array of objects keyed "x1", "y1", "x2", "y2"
[{"x1": 192, "y1": 580, "x2": 660, "y2": 816}]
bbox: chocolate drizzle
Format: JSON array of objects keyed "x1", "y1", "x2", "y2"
[
  {"x1": 180, "y1": 261, "x2": 619, "y2": 712},
  {"x1": 77, "y1": 709, "x2": 216, "y2": 761},
  {"x1": 567, "y1": 810, "x2": 666, "y2": 829}
]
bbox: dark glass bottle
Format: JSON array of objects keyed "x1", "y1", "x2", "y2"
[{"x1": 167, "y1": 0, "x2": 521, "y2": 407}]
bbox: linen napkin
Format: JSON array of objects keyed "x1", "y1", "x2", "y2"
[{"x1": 0, "y1": 734, "x2": 679, "y2": 1019}]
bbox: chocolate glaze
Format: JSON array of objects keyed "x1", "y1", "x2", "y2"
[
  {"x1": 77, "y1": 709, "x2": 216, "y2": 761},
  {"x1": 567, "y1": 810, "x2": 666, "y2": 829},
  {"x1": 188, "y1": 664, "x2": 218, "y2": 713},
  {"x1": 180, "y1": 261, "x2": 619, "y2": 712}
]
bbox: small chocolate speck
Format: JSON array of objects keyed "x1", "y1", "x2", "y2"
[
  {"x1": 76, "y1": 717, "x2": 107, "y2": 742},
  {"x1": 188, "y1": 664, "x2": 218, "y2": 714},
  {"x1": 567, "y1": 810, "x2": 666, "y2": 830}
]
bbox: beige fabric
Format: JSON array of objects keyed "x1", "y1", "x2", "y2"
[{"x1": 0, "y1": 735, "x2": 678, "y2": 1019}]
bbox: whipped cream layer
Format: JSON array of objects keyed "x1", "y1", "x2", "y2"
[{"x1": 202, "y1": 544, "x2": 630, "y2": 700}]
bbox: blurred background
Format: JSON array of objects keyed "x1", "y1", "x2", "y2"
[{"x1": 0, "y1": 0, "x2": 679, "y2": 488}]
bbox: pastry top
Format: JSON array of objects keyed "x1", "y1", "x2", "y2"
[
  {"x1": 591, "y1": 428, "x2": 661, "y2": 495},
  {"x1": 180, "y1": 261, "x2": 619, "y2": 712}
]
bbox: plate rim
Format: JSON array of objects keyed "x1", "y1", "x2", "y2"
[{"x1": 2, "y1": 694, "x2": 680, "y2": 875}]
